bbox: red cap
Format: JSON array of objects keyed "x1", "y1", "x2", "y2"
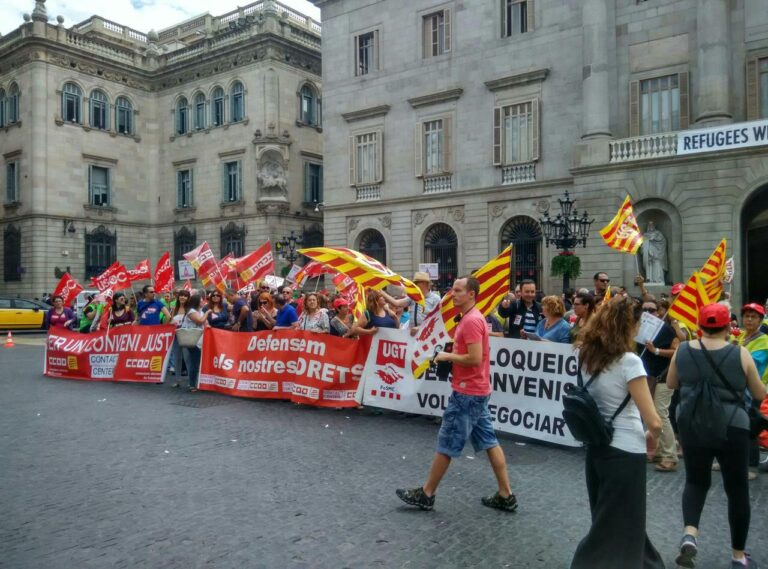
[
  {"x1": 698, "y1": 303, "x2": 730, "y2": 327},
  {"x1": 333, "y1": 298, "x2": 349, "y2": 309},
  {"x1": 671, "y1": 283, "x2": 685, "y2": 295},
  {"x1": 741, "y1": 303, "x2": 766, "y2": 317}
]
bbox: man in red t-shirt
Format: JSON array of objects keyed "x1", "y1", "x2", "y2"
[{"x1": 396, "y1": 276, "x2": 517, "y2": 512}]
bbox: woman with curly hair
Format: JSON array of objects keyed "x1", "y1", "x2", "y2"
[{"x1": 570, "y1": 296, "x2": 664, "y2": 569}]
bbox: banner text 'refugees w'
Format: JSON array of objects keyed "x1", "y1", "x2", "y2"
[
  {"x1": 45, "y1": 325, "x2": 175, "y2": 383},
  {"x1": 198, "y1": 328, "x2": 369, "y2": 407}
]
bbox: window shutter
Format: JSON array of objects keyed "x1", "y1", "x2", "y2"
[
  {"x1": 106, "y1": 168, "x2": 111, "y2": 206},
  {"x1": 415, "y1": 122, "x2": 423, "y2": 177},
  {"x1": 304, "y1": 162, "x2": 311, "y2": 202},
  {"x1": 222, "y1": 163, "x2": 228, "y2": 201},
  {"x1": 443, "y1": 116, "x2": 453, "y2": 173},
  {"x1": 443, "y1": 9, "x2": 452, "y2": 53},
  {"x1": 531, "y1": 98, "x2": 540, "y2": 161},
  {"x1": 526, "y1": 0, "x2": 535, "y2": 33},
  {"x1": 493, "y1": 106, "x2": 502, "y2": 166},
  {"x1": 746, "y1": 57, "x2": 759, "y2": 121},
  {"x1": 190, "y1": 169, "x2": 194, "y2": 206},
  {"x1": 349, "y1": 135, "x2": 356, "y2": 186},
  {"x1": 317, "y1": 98, "x2": 322, "y2": 126},
  {"x1": 500, "y1": 0, "x2": 507, "y2": 37},
  {"x1": 629, "y1": 80, "x2": 640, "y2": 137},
  {"x1": 238, "y1": 161, "x2": 242, "y2": 200},
  {"x1": 678, "y1": 71, "x2": 690, "y2": 130},
  {"x1": 375, "y1": 128, "x2": 384, "y2": 183},
  {"x1": 354, "y1": 35, "x2": 360, "y2": 76},
  {"x1": 373, "y1": 30, "x2": 380, "y2": 71},
  {"x1": 423, "y1": 17, "x2": 431, "y2": 58},
  {"x1": 88, "y1": 165, "x2": 92, "y2": 204},
  {"x1": 318, "y1": 165, "x2": 324, "y2": 202}
]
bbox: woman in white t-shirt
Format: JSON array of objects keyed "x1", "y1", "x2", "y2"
[{"x1": 570, "y1": 296, "x2": 664, "y2": 569}]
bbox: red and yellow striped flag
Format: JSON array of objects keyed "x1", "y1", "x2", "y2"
[
  {"x1": 668, "y1": 271, "x2": 711, "y2": 331},
  {"x1": 599, "y1": 196, "x2": 644, "y2": 254},
  {"x1": 411, "y1": 246, "x2": 513, "y2": 378},
  {"x1": 297, "y1": 247, "x2": 425, "y2": 306},
  {"x1": 699, "y1": 239, "x2": 726, "y2": 301}
]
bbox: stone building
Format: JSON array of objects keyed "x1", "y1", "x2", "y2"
[
  {"x1": 313, "y1": 0, "x2": 768, "y2": 305},
  {"x1": 0, "y1": 0, "x2": 323, "y2": 298}
]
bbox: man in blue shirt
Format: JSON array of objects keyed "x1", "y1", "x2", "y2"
[
  {"x1": 137, "y1": 285, "x2": 171, "y2": 325},
  {"x1": 225, "y1": 288, "x2": 253, "y2": 332},
  {"x1": 274, "y1": 294, "x2": 298, "y2": 329}
]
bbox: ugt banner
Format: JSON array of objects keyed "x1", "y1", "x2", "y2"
[
  {"x1": 359, "y1": 328, "x2": 580, "y2": 447},
  {"x1": 199, "y1": 328, "x2": 369, "y2": 407},
  {"x1": 45, "y1": 325, "x2": 175, "y2": 383}
]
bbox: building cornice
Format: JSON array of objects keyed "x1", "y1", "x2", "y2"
[
  {"x1": 484, "y1": 68, "x2": 550, "y2": 92},
  {"x1": 407, "y1": 88, "x2": 463, "y2": 108},
  {"x1": 341, "y1": 104, "x2": 391, "y2": 123}
]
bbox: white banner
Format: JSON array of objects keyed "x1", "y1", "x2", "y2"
[
  {"x1": 677, "y1": 118, "x2": 768, "y2": 156},
  {"x1": 178, "y1": 260, "x2": 195, "y2": 280},
  {"x1": 359, "y1": 328, "x2": 580, "y2": 447}
]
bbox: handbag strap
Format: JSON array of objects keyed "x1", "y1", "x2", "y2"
[
  {"x1": 698, "y1": 340, "x2": 744, "y2": 405},
  {"x1": 577, "y1": 359, "x2": 632, "y2": 424}
]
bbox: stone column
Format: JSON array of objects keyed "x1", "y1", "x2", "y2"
[
  {"x1": 581, "y1": 0, "x2": 612, "y2": 140},
  {"x1": 696, "y1": 0, "x2": 731, "y2": 125},
  {"x1": 28, "y1": 59, "x2": 49, "y2": 295},
  {"x1": 265, "y1": 68, "x2": 279, "y2": 136}
]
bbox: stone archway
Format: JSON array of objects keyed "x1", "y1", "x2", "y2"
[{"x1": 741, "y1": 184, "x2": 768, "y2": 304}]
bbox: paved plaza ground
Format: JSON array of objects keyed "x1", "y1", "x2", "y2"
[{"x1": 1, "y1": 341, "x2": 766, "y2": 569}]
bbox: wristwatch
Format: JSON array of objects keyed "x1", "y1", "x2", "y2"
[{"x1": 655, "y1": 347, "x2": 660, "y2": 356}]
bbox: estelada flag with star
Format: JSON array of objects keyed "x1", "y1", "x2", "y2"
[
  {"x1": 599, "y1": 195, "x2": 643, "y2": 254},
  {"x1": 411, "y1": 246, "x2": 513, "y2": 378}
]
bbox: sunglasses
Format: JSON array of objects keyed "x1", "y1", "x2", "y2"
[
  {"x1": 211, "y1": 294, "x2": 221, "y2": 297},
  {"x1": 259, "y1": 301, "x2": 268, "y2": 305},
  {"x1": 642, "y1": 308, "x2": 657, "y2": 313},
  {"x1": 599, "y1": 279, "x2": 610, "y2": 283}
]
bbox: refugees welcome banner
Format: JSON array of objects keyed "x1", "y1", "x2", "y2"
[
  {"x1": 199, "y1": 328, "x2": 369, "y2": 408},
  {"x1": 359, "y1": 329, "x2": 580, "y2": 447},
  {"x1": 45, "y1": 326, "x2": 175, "y2": 383}
]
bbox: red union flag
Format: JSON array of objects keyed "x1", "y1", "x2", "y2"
[
  {"x1": 154, "y1": 252, "x2": 175, "y2": 293},
  {"x1": 376, "y1": 340, "x2": 407, "y2": 368},
  {"x1": 128, "y1": 259, "x2": 151, "y2": 282},
  {"x1": 92, "y1": 262, "x2": 131, "y2": 292},
  {"x1": 184, "y1": 241, "x2": 226, "y2": 291},
  {"x1": 53, "y1": 273, "x2": 84, "y2": 306},
  {"x1": 236, "y1": 241, "x2": 275, "y2": 284}
]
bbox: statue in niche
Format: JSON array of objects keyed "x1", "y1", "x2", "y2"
[
  {"x1": 257, "y1": 159, "x2": 287, "y2": 199},
  {"x1": 641, "y1": 221, "x2": 668, "y2": 284}
]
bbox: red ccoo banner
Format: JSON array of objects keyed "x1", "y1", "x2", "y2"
[{"x1": 45, "y1": 325, "x2": 175, "y2": 383}]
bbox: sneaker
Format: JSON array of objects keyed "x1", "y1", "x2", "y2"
[
  {"x1": 481, "y1": 492, "x2": 518, "y2": 512},
  {"x1": 731, "y1": 553, "x2": 759, "y2": 569},
  {"x1": 396, "y1": 487, "x2": 435, "y2": 510},
  {"x1": 675, "y1": 534, "x2": 697, "y2": 568}
]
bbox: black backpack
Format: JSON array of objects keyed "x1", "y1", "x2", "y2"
[
  {"x1": 562, "y1": 364, "x2": 631, "y2": 447},
  {"x1": 676, "y1": 341, "x2": 740, "y2": 446}
]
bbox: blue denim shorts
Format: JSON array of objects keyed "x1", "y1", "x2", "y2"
[{"x1": 436, "y1": 391, "x2": 499, "y2": 458}]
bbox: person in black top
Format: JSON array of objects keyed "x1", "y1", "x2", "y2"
[
  {"x1": 497, "y1": 279, "x2": 542, "y2": 339},
  {"x1": 639, "y1": 299, "x2": 680, "y2": 472}
]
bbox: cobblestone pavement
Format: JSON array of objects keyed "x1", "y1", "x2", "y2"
[{"x1": 1, "y1": 344, "x2": 766, "y2": 569}]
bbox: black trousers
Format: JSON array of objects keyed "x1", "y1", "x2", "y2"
[
  {"x1": 681, "y1": 427, "x2": 751, "y2": 550},
  {"x1": 571, "y1": 445, "x2": 665, "y2": 569}
]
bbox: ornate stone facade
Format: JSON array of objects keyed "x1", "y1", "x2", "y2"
[{"x1": 0, "y1": 0, "x2": 323, "y2": 296}]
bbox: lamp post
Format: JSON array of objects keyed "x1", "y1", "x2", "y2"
[
  {"x1": 539, "y1": 191, "x2": 594, "y2": 292},
  {"x1": 276, "y1": 230, "x2": 303, "y2": 265}
]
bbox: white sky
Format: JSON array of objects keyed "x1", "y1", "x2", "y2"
[{"x1": 0, "y1": 0, "x2": 321, "y2": 36}]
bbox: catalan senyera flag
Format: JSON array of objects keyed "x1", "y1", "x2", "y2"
[
  {"x1": 411, "y1": 246, "x2": 513, "y2": 378},
  {"x1": 603, "y1": 287, "x2": 611, "y2": 302},
  {"x1": 297, "y1": 247, "x2": 425, "y2": 306},
  {"x1": 668, "y1": 271, "x2": 711, "y2": 331},
  {"x1": 599, "y1": 196, "x2": 644, "y2": 254},
  {"x1": 699, "y1": 239, "x2": 727, "y2": 301}
]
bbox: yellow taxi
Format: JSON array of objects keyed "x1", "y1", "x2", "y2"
[{"x1": 0, "y1": 297, "x2": 49, "y2": 330}]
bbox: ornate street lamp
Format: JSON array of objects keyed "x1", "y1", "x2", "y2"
[
  {"x1": 539, "y1": 191, "x2": 594, "y2": 292},
  {"x1": 276, "y1": 230, "x2": 304, "y2": 265}
]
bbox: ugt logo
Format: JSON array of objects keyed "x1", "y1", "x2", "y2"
[{"x1": 376, "y1": 340, "x2": 407, "y2": 368}]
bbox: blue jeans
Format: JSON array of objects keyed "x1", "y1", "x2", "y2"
[
  {"x1": 181, "y1": 346, "x2": 201, "y2": 388},
  {"x1": 436, "y1": 391, "x2": 499, "y2": 458}
]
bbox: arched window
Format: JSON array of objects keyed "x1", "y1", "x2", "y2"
[
  {"x1": 85, "y1": 225, "x2": 116, "y2": 279},
  {"x1": 174, "y1": 226, "x2": 196, "y2": 279},
  {"x1": 500, "y1": 216, "x2": 542, "y2": 288},
  {"x1": 62, "y1": 82, "x2": 82, "y2": 124},
  {"x1": 230, "y1": 81, "x2": 244, "y2": 123},
  {"x1": 211, "y1": 87, "x2": 224, "y2": 127},
  {"x1": 358, "y1": 229, "x2": 387, "y2": 266},
  {"x1": 299, "y1": 84, "x2": 321, "y2": 126},
  {"x1": 3, "y1": 224, "x2": 21, "y2": 282},
  {"x1": 7, "y1": 83, "x2": 19, "y2": 124},
  {"x1": 194, "y1": 92, "x2": 206, "y2": 130},
  {"x1": 221, "y1": 222, "x2": 246, "y2": 258},
  {"x1": 176, "y1": 97, "x2": 188, "y2": 135},
  {"x1": 89, "y1": 89, "x2": 109, "y2": 130},
  {"x1": 115, "y1": 96, "x2": 133, "y2": 135},
  {"x1": 0, "y1": 89, "x2": 6, "y2": 128},
  {"x1": 423, "y1": 223, "x2": 458, "y2": 289}
]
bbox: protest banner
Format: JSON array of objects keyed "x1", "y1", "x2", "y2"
[
  {"x1": 360, "y1": 328, "x2": 580, "y2": 447},
  {"x1": 44, "y1": 325, "x2": 175, "y2": 383},
  {"x1": 198, "y1": 327, "x2": 368, "y2": 407}
]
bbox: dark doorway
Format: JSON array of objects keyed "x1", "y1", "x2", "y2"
[{"x1": 742, "y1": 185, "x2": 768, "y2": 304}]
